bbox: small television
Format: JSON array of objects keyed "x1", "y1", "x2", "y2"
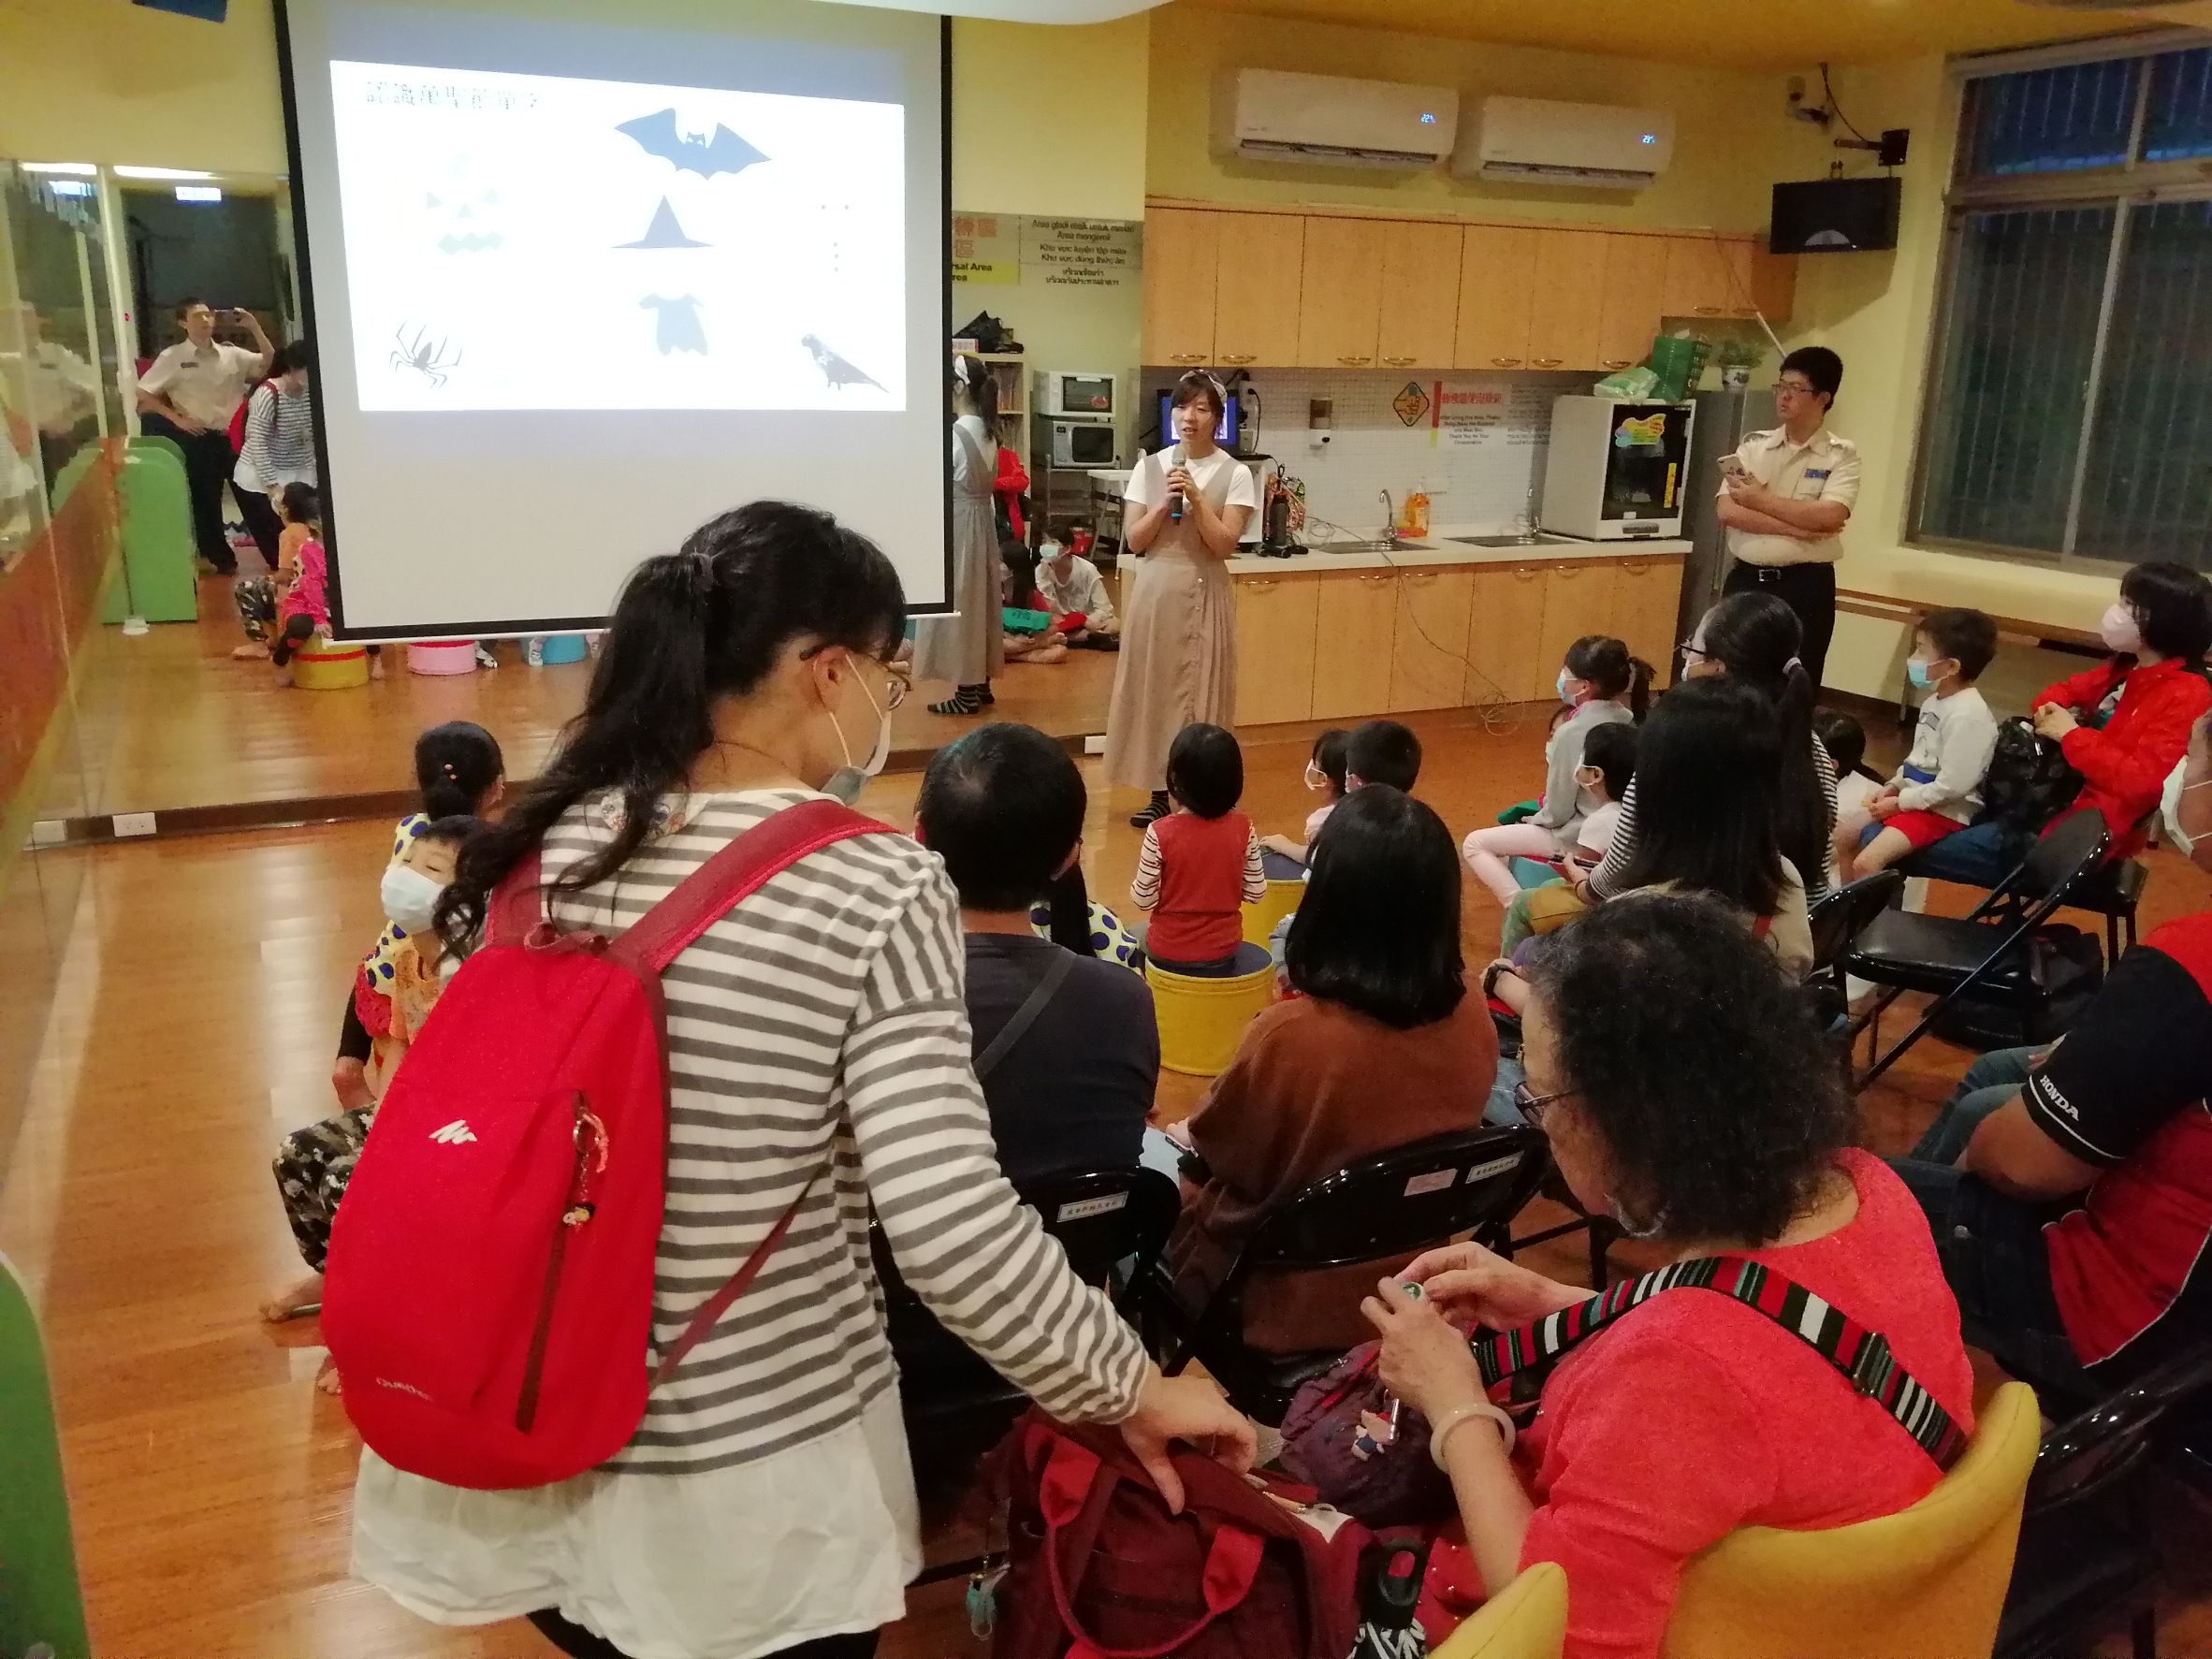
[
  {"x1": 1769, "y1": 176, "x2": 1901, "y2": 255},
  {"x1": 1157, "y1": 390, "x2": 1241, "y2": 450}
]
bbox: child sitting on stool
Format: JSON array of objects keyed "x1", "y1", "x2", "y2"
[{"x1": 1131, "y1": 722, "x2": 1269, "y2": 977}]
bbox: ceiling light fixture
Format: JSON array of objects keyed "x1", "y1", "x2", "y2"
[
  {"x1": 22, "y1": 162, "x2": 98, "y2": 176},
  {"x1": 113, "y1": 166, "x2": 218, "y2": 181}
]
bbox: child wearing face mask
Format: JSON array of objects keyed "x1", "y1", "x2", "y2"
[
  {"x1": 1035, "y1": 532, "x2": 1119, "y2": 650},
  {"x1": 1497, "y1": 720, "x2": 1638, "y2": 956},
  {"x1": 1259, "y1": 727, "x2": 1349, "y2": 879},
  {"x1": 1462, "y1": 634, "x2": 1650, "y2": 905},
  {"x1": 263, "y1": 816, "x2": 482, "y2": 1383},
  {"x1": 1844, "y1": 608, "x2": 1999, "y2": 881}
]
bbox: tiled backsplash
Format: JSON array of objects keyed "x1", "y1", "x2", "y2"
[{"x1": 1145, "y1": 367, "x2": 1593, "y2": 537}]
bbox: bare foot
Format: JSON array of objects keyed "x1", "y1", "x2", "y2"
[
  {"x1": 315, "y1": 1354, "x2": 344, "y2": 1395},
  {"x1": 260, "y1": 1270, "x2": 325, "y2": 1323},
  {"x1": 370, "y1": 656, "x2": 386, "y2": 681},
  {"x1": 231, "y1": 641, "x2": 268, "y2": 660},
  {"x1": 272, "y1": 663, "x2": 295, "y2": 688}
]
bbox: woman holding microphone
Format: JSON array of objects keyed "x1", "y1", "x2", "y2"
[{"x1": 1105, "y1": 371, "x2": 1258, "y2": 827}]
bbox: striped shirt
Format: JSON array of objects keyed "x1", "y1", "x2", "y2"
[
  {"x1": 1590, "y1": 735, "x2": 1840, "y2": 903},
  {"x1": 233, "y1": 380, "x2": 317, "y2": 495}
]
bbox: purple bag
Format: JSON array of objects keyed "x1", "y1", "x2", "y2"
[{"x1": 1278, "y1": 1343, "x2": 1454, "y2": 1528}]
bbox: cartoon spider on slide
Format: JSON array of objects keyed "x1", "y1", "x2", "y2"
[{"x1": 390, "y1": 323, "x2": 463, "y2": 388}]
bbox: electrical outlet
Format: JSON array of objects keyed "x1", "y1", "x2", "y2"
[
  {"x1": 112, "y1": 811, "x2": 157, "y2": 837},
  {"x1": 29, "y1": 820, "x2": 67, "y2": 847},
  {"x1": 1083, "y1": 735, "x2": 1108, "y2": 755}
]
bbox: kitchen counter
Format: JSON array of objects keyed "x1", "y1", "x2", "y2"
[{"x1": 1221, "y1": 531, "x2": 1689, "y2": 575}]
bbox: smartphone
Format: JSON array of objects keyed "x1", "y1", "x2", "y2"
[{"x1": 1718, "y1": 455, "x2": 1749, "y2": 484}]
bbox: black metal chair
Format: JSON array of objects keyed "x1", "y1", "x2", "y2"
[
  {"x1": 1842, "y1": 810, "x2": 2111, "y2": 1091},
  {"x1": 2060, "y1": 854, "x2": 2149, "y2": 964},
  {"x1": 1151, "y1": 1125, "x2": 1547, "y2": 1424},
  {"x1": 1802, "y1": 869, "x2": 1907, "y2": 1030},
  {"x1": 1995, "y1": 1337, "x2": 2212, "y2": 1659},
  {"x1": 875, "y1": 1165, "x2": 1179, "y2": 1429}
]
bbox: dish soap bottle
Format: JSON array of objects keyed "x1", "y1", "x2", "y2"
[{"x1": 1398, "y1": 491, "x2": 1431, "y2": 540}]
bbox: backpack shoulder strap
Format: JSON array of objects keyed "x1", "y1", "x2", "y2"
[
  {"x1": 1472, "y1": 1256, "x2": 1968, "y2": 1471},
  {"x1": 976, "y1": 948, "x2": 1077, "y2": 1081},
  {"x1": 488, "y1": 851, "x2": 545, "y2": 949},
  {"x1": 610, "y1": 798, "x2": 891, "y2": 978}
]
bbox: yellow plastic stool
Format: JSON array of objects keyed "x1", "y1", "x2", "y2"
[
  {"x1": 1145, "y1": 959, "x2": 1274, "y2": 1078},
  {"x1": 293, "y1": 637, "x2": 371, "y2": 691},
  {"x1": 1243, "y1": 877, "x2": 1303, "y2": 948}
]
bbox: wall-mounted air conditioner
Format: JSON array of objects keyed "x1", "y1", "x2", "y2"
[
  {"x1": 1215, "y1": 69, "x2": 1459, "y2": 169},
  {"x1": 1451, "y1": 95, "x2": 1676, "y2": 190}
]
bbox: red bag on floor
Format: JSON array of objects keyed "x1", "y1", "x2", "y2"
[{"x1": 991, "y1": 1411, "x2": 1368, "y2": 1659}]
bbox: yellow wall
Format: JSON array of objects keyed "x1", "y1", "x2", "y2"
[
  {"x1": 1145, "y1": 6, "x2": 1830, "y2": 231},
  {"x1": 953, "y1": 14, "x2": 1149, "y2": 219}
]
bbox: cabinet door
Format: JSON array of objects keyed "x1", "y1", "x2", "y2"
[
  {"x1": 1526, "y1": 230, "x2": 1605, "y2": 371},
  {"x1": 1608, "y1": 555, "x2": 1686, "y2": 691},
  {"x1": 1465, "y1": 564, "x2": 1551, "y2": 704},
  {"x1": 1389, "y1": 567, "x2": 1476, "y2": 712},
  {"x1": 1231, "y1": 574, "x2": 1320, "y2": 728},
  {"x1": 1661, "y1": 235, "x2": 1756, "y2": 321},
  {"x1": 1298, "y1": 217, "x2": 1385, "y2": 370},
  {"x1": 1376, "y1": 221, "x2": 1463, "y2": 371},
  {"x1": 1750, "y1": 247, "x2": 1797, "y2": 324},
  {"x1": 1142, "y1": 209, "x2": 1219, "y2": 367},
  {"x1": 1535, "y1": 561, "x2": 1623, "y2": 696},
  {"x1": 1309, "y1": 570, "x2": 1398, "y2": 719},
  {"x1": 1596, "y1": 233, "x2": 1666, "y2": 373},
  {"x1": 1454, "y1": 224, "x2": 1538, "y2": 371},
  {"x1": 1215, "y1": 215, "x2": 1305, "y2": 369}
]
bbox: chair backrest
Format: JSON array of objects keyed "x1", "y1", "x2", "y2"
[
  {"x1": 0, "y1": 1253, "x2": 91, "y2": 1659},
  {"x1": 2026, "y1": 1334, "x2": 2212, "y2": 1517},
  {"x1": 1659, "y1": 1380, "x2": 2040, "y2": 1659},
  {"x1": 1432, "y1": 1561, "x2": 1567, "y2": 1659},
  {"x1": 2018, "y1": 808, "x2": 2112, "y2": 901},
  {"x1": 1242, "y1": 1125, "x2": 1548, "y2": 1273},
  {"x1": 1810, "y1": 870, "x2": 1904, "y2": 978}
]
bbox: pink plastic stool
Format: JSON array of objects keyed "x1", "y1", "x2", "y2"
[{"x1": 406, "y1": 640, "x2": 478, "y2": 677}]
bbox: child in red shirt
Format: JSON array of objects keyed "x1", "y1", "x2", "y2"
[{"x1": 1131, "y1": 722, "x2": 1267, "y2": 975}]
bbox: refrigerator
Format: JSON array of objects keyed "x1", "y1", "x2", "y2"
[{"x1": 1679, "y1": 387, "x2": 1781, "y2": 647}]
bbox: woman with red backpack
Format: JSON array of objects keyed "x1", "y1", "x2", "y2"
[{"x1": 344, "y1": 502, "x2": 1251, "y2": 1659}]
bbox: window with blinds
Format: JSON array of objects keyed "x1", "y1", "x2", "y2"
[{"x1": 1914, "y1": 43, "x2": 2212, "y2": 568}]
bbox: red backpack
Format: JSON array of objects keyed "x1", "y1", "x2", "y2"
[{"x1": 324, "y1": 799, "x2": 887, "y2": 1490}]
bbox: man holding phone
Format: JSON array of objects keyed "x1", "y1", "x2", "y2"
[
  {"x1": 1716, "y1": 346, "x2": 1859, "y2": 691},
  {"x1": 138, "y1": 298, "x2": 273, "y2": 575}
]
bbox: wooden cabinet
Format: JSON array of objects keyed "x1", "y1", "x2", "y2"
[
  {"x1": 1389, "y1": 567, "x2": 1476, "y2": 712},
  {"x1": 1232, "y1": 572, "x2": 1321, "y2": 728},
  {"x1": 1215, "y1": 214, "x2": 1304, "y2": 368},
  {"x1": 1750, "y1": 247, "x2": 1797, "y2": 325},
  {"x1": 1454, "y1": 223, "x2": 1538, "y2": 371},
  {"x1": 1597, "y1": 233, "x2": 1666, "y2": 372},
  {"x1": 1309, "y1": 569, "x2": 1398, "y2": 719},
  {"x1": 1527, "y1": 230, "x2": 1605, "y2": 371},
  {"x1": 1534, "y1": 560, "x2": 1623, "y2": 696},
  {"x1": 1464, "y1": 564, "x2": 1551, "y2": 704},
  {"x1": 1142, "y1": 209, "x2": 1220, "y2": 366},
  {"x1": 1376, "y1": 221, "x2": 1463, "y2": 371},
  {"x1": 1297, "y1": 217, "x2": 1385, "y2": 369},
  {"x1": 1661, "y1": 235, "x2": 1754, "y2": 320},
  {"x1": 1606, "y1": 554, "x2": 1686, "y2": 690}
]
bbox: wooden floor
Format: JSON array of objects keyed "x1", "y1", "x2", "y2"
[
  {"x1": 7, "y1": 708, "x2": 2212, "y2": 1657},
  {"x1": 46, "y1": 570, "x2": 1119, "y2": 822}
]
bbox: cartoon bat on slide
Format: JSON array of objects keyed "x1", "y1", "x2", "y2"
[{"x1": 616, "y1": 109, "x2": 767, "y2": 179}]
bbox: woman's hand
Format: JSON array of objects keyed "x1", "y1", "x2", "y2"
[
  {"x1": 1119, "y1": 1371, "x2": 1257, "y2": 1514},
  {"x1": 1361, "y1": 1278, "x2": 1486, "y2": 1420},
  {"x1": 1165, "y1": 465, "x2": 1199, "y2": 501},
  {"x1": 1398, "y1": 1241, "x2": 1583, "y2": 1332},
  {"x1": 1869, "y1": 789, "x2": 1900, "y2": 822},
  {"x1": 2033, "y1": 702, "x2": 2079, "y2": 742}
]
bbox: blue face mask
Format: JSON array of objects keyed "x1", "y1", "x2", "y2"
[{"x1": 1905, "y1": 658, "x2": 1933, "y2": 691}]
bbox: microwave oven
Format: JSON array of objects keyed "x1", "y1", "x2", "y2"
[
  {"x1": 1041, "y1": 370, "x2": 1117, "y2": 418},
  {"x1": 1050, "y1": 419, "x2": 1118, "y2": 468}
]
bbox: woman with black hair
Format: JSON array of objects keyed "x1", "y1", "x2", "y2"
[
  {"x1": 1161, "y1": 784, "x2": 1499, "y2": 1355},
  {"x1": 352, "y1": 502, "x2": 1251, "y2": 1659},
  {"x1": 914, "y1": 353, "x2": 1005, "y2": 716},
  {"x1": 1587, "y1": 589, "x2": 1838, "y2": 905},
  {"x1": 1364, "y1": 895, "x2": 1972, "y2": 1659},
  {"x1": 1915, "y1": 560, "x2": 2212, "y2": 887}
]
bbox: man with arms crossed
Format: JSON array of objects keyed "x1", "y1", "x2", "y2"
[{"x1": 138, "y1": 298, "x2": 272, "y2": 575}]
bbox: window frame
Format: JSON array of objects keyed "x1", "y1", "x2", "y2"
[{"x1": 1909, "y1": 32, "x2": 2212, "y2": 573}]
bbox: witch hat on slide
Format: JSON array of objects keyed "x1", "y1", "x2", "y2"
[{"x1": 618, "y1": 196, "x2": 706, "y2": 249}]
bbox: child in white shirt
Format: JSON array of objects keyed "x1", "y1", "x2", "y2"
[
  {"x1": 1259, "y1": 727, "x2": 1348, "y2": 877},
  {"x1": 1036, "y1": 535, "x2": 1118, "y2": 649},
  {"x1": 1846, "y1": 608, "x2": 2001, "y2": 880}
]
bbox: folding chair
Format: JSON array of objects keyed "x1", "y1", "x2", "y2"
[
  {"x1": 1152, "y1": 1125, "x2": 1547, "y2": 1423},
  {"x1": 1803, "y1": 870, "x2": 1906, "y2": 1031},
  {"x1": 1996, "y1": 1336, "x2": 2212, "y2": 1659},
  {"x1": 1842, "y1": 810, "x2": 2110, "y2": 1091}
]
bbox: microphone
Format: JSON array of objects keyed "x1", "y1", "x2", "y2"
[{"x1": 1167, "y1": 444, "x2": 1185, "y2": 524}]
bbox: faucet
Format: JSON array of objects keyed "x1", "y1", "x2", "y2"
[{"x1": 1379, "y1": 488, "x2": 1398, "y2": 547}]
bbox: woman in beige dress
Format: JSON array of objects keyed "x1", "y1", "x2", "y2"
[
  {"x1": 1106, "y1": 371, "x2": 1258, "y2": 827},
  {"x1": 915, "y1": 355, "x2": 1006, "y2": 715}
]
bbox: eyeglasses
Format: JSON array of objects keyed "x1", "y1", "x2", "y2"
[
  {"x1": 1678, "y1": 642, "x2": 1709, "y2": 667},
  {"x1": 1772, "y1": 379, "x2": 1817, "y2": 399},
  {"x1": 876, "y1": 657, "x2": 910, "y2": 713},
  {"x1": 1511, "y1": 1080, "x2": 1574, "y2": 1131}
]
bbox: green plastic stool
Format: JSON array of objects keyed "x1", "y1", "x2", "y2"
[
  {"x1": 0, "y1": 1254, "x2": 91, "y2": 1659},
  {"x1": 105, "y1": 444, "x2": 197, "y2": 624}
]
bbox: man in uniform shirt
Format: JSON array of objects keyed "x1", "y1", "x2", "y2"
[
  {"x1": 137, "y1": 297, "x2": 272, "y2": 575},
  {"x1": 10, "y1": 303, "x2": 101, "y2": 496},
  {"x1": 1717, "y1": 345, "x2": 1860, "y2": 691}
]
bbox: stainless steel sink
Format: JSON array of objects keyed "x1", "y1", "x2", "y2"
[{"x1": 1451, "y1": 533, "x2": 1583, "y2": 548}]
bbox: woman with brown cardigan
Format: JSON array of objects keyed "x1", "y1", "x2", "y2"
[{"x1": 1165, "y1": 785, "x2": 1499, "y2": 1354}]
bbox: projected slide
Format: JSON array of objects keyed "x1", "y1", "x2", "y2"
[{"x1": 328, "y1": 62, "x2": 906, "y2": 413}]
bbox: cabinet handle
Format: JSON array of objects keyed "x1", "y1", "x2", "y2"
[
  {"x1": 1602, "y1": 358, "x2": 1634, "y2": 370},
  {"x1": 1531, "y1": 357, "x2": 1564, "y2": 368},
  {"x1": 1513, "y1": 567, "x2": 1540, "y2": 581},
  {"x1": 1381, "y1": 356, "x2": 1418, "y2": 367},
  {"x1": 1219, "y1": 353, "x2": 1256, "y2": 365},
  {"x1": 1247, "y1": 577, "x2": 1276, "y2": 591},
  {"x1": 1405, "y1": 572, "x2": 1436, "y2": 586},
  {"x1": 1619, "y1": 560, "x2": 1650, "y2": 575},
  {"x1": 1361, "y1": 573, "x2": 1391, "y2": 586},
  {"x1": 1695, "y1": 306, "x2": 1724, "y2": 315},
  {"x1": 1337, "y1": 356, "x2": 1373, "y2": 367},
  {"x1": 1170, "y1": 353, "x2": 1207, "y2": 364},
  {"x1": 1491, "y1": 357, "x2": 1523, "y2": 368},
  {"x1": 1552, "y1": 564, "x2": 1581, "y2": 577}
]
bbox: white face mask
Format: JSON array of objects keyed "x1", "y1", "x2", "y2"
[
  {"x1": 381, "y1": 863, "x2": 446, "y2": 936},
  {"x1": 822, "y1": 667, "x2": 891, "y2": 806},
  {"x1": 2100, "y1": 603, "x2": 2144, "y2": 655},
  {"x1": 1557, "y1": 668, "x2": 1580, "y2": 704}
]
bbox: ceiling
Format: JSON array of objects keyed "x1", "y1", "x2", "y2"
[{"x1": 1164, "y1": 0, "x2": 2199, "y2": 70}]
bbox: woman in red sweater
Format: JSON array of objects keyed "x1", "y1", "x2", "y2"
[{"x1": 1363, "y1": 895, "x2": 1972, "y2": 1659}]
